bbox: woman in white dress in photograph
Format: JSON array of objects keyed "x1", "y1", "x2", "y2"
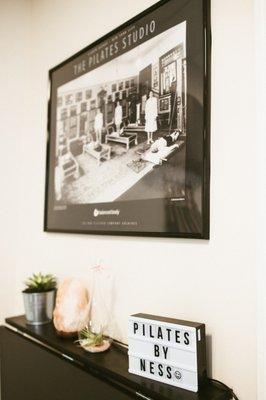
[
  {"x1": 145, "y1": 90, "x2": 158, "y2": 144},
  {"x1": 94, "y1": 108, "x2": 103, "y2": 143},
  {"x1": 114, "y1": 100, "x2": 123, "y2": 135}
]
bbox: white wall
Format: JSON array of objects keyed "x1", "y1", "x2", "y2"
[
  {"x1": 0, "y1": 0, "x2": 31, "y2": 322},
  {"x1": 256, "y1": 0, "x2": 266, "y2": 398},
  {"x1": 0, "y1": 1, "x2": 258, "y2": 399}
]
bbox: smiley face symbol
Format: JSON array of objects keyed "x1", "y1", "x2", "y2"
[{"x1": 175, "y1": 371, "x2": 182, "y2": 380}]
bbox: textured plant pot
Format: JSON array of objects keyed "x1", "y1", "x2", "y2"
[{"x1": 23, "y1": 290, "x2": 56, "y2": 325}]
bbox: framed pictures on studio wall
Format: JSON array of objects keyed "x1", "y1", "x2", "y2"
[{"x1": 44, "y1": 0, "x2": 211, "y2": 239}]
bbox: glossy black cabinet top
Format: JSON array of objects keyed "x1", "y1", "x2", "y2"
[{"x1": 5, "y1": 316, "x2": 230, "y2": 400}]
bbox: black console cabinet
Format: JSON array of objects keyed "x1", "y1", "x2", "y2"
[{"x1": 0, "y1": 316, "x2": 231, "y2": 400}]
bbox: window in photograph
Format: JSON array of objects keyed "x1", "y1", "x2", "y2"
[
  {"x1": 65, "y1": 94, "x2": 73, "y2": 105},
  {"x1": 61, "y1": 108, "x2": 68, "y2": 120},
  {"x1": 76, "y1": 92, "x2": 82, "y2": 102},
  {"x1": 81, "y1": 102, "x2": 87, "y2": 112},
  {"x1": 70, "y1": 106, "x2": 77, "y2": 117},
  {"x1": 86, "y1": 89, "x2": 92, "y2": 99},
  {"x1": 80, "y1": 113, "x2": 88, "y2": 135}
]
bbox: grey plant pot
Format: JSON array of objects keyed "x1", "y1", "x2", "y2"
[{"x1": 23, "y1": 289, "x2": 56, "y2": 325}]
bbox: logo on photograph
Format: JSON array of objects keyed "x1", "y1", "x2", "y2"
[{"x1": 93, "y1": 209, "x2": 120, "y2": 217}]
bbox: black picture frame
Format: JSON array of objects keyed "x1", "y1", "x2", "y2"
[{"x1": 44, "y1": 0, "x2": 211, "y2": 239}]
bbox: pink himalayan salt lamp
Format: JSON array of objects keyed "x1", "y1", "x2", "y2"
[{"x1": 53, "y1": 278, "x2": 90, "y2": 337}]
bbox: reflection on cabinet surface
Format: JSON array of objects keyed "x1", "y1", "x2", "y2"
[{"x1": 0, "y1": 317, "x2": 231, "y2": 400}]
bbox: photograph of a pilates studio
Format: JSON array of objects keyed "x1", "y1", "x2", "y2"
[{"x1": 55, "y1": 22, "x2": 187, "y2": 205}]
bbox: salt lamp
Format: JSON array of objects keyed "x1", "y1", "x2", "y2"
[{"x1": 53, "y1": 278, "x2": 90, "y2": 337}]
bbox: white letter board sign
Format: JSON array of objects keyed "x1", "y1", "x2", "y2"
[{"x1": 128, "y1": 314, "x2": 207, "y2": 393}]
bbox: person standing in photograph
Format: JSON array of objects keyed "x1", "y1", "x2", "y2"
[
  {"x1": 170, "y1": 77, "x2": 178, "y2": 129},
  {"x1": 145, "y1": 90, "x2": 158, "y2": 144},
  {"x1": 94, "y1": 108, "x2": 103, "y2": 143},
  {"x1": 114, "y1": 100, "x2": 123, "y2": 135}
]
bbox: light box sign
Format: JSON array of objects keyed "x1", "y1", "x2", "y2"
[{"x1": 128, "y1": 314, "x2": 207, "y2": 393}]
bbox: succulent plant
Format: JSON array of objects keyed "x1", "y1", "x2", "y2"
[
  {"x1": 24, "y1": 272, "x2": 57, "y2": 293},
  {"x1": 76, "y1": 327, "x2": 104, "y2": 348}
]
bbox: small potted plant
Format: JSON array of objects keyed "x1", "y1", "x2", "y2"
[
  {"x1": 23, "y1": 272, "x2": 57, "y2": 325},
  {"x1": 76, "y1": 326, "x2": 111, "y2": 353}
]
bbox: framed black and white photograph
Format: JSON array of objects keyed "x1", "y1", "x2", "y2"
[{"x1": 44, "y1": 0, "x2": 211, "y2": 239}]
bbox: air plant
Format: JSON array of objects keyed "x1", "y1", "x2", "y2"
[
  {"x1": 77, "y1": 327, "x2": 104, "y2": 347},
  {"x1": 76, "y1": 326, "x2": 111, "y2": 353}
]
